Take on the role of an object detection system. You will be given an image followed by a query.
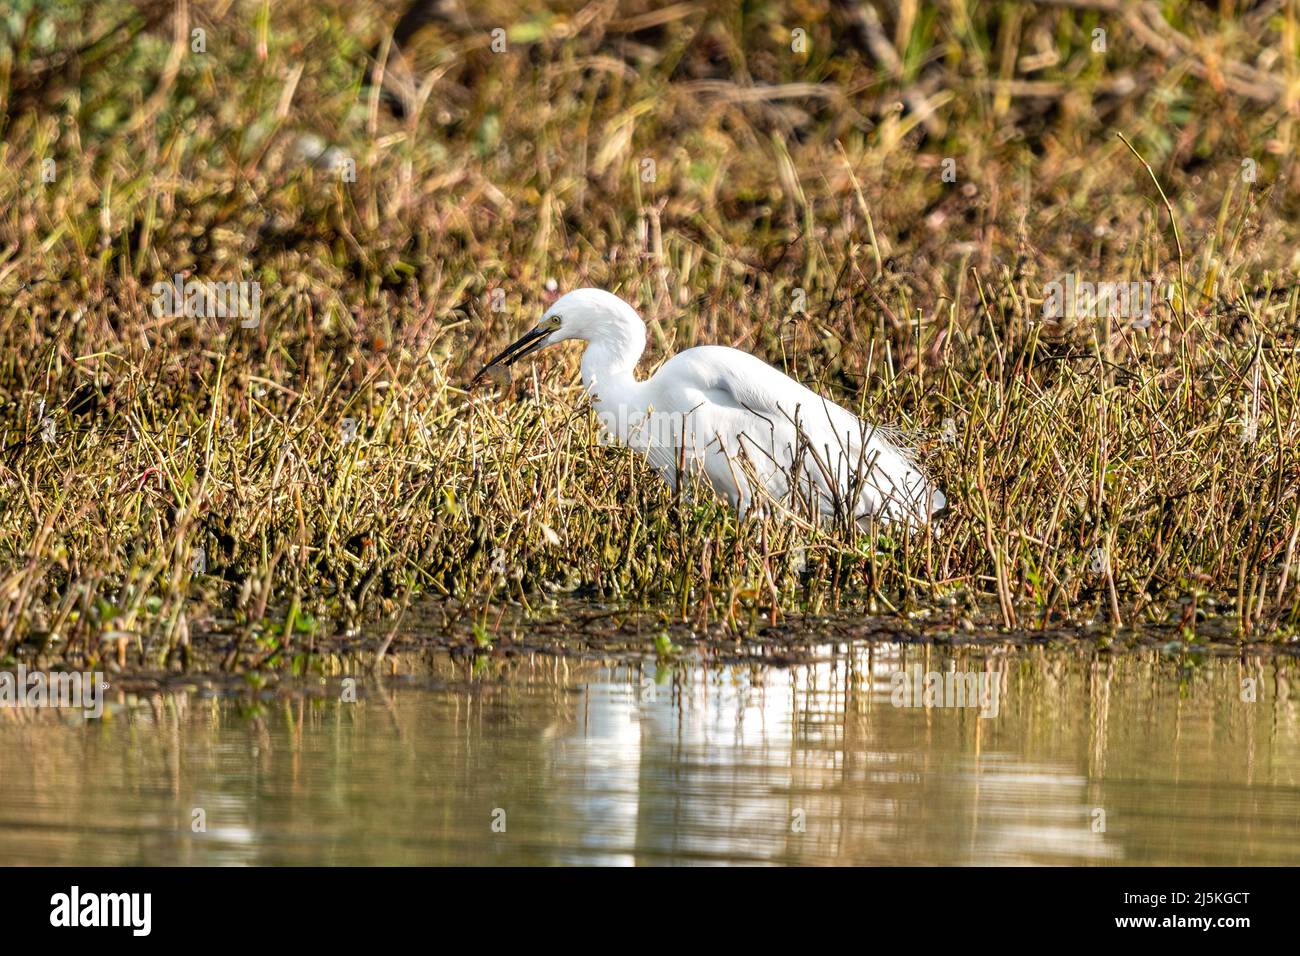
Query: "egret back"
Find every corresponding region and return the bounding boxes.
[632,346,941,524]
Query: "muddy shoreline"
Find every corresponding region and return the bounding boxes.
[7,596,1296,701]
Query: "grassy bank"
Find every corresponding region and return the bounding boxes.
[1,1,1299,671]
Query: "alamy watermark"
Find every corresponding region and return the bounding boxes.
[151,273,261,327]
[889,665,1000,717]
[50,886,150,936]
[1041,274,1170,326]
[591,404,898,455]
[0,666,106,718]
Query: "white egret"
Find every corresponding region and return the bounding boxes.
[474,288,945,527]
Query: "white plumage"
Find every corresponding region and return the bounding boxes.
[476,288,944,527]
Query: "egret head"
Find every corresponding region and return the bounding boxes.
[474,288,646,383]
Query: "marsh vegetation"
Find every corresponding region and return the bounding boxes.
[1,1,1299,674]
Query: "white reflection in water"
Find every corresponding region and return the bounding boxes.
[548,646,1121,865]
[1,643,1298,865]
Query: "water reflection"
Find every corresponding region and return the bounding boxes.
[1,645,1297,865]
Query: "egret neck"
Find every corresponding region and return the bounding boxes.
[578,318,646,421]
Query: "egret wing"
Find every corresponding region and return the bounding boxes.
[641,346,930,521]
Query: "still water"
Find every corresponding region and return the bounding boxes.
[1,643,1298,865]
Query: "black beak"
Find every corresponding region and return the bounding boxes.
[472,325,552,385]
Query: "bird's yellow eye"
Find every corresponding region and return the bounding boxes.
[546,314,562,331]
